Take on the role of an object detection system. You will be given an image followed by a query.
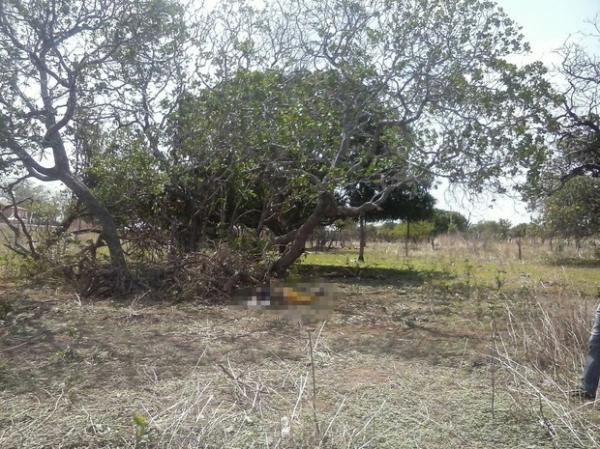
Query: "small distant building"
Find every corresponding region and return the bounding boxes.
[0,199,30,223]
[67,216,102,234]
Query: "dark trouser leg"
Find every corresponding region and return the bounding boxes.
[581,304,600,397]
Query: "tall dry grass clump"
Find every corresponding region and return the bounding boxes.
[495,289,600,447]
[501,295,591,380]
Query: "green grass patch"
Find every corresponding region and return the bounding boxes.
[302,248,600,295]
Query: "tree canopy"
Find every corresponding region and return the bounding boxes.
[349,182,435,223]
[542,177,600,240]
[518,18,600,243]
[431,209,469,234]
[0,0,188,284]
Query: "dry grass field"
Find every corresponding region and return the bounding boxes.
[1,237,599,448]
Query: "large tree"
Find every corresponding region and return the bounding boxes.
[542,176,600,242]
[0,0,555,283]
[348,182,435,261]
[554,19,600,184]
[522,17,600,200]
[246,0,553,275]
[0,0,187,285]
[169,68,392,251]
[520,18,600,240]
[170,0,552,276]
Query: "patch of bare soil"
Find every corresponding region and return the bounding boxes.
[0,278,591,448]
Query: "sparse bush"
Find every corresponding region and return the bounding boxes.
[0,251,37,278]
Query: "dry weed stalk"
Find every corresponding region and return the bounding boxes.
[495,297,600,448]
[307,329,321,438]
[502,296,590,380]
[490,312,498,419]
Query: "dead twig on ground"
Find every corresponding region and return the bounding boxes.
[307,329,321,438]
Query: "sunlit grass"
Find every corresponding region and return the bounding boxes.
[302,241,600,295]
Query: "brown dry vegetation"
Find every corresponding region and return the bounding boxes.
[1,237,599,448]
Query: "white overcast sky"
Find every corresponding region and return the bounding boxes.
[436,0,600,224]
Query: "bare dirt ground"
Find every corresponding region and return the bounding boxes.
[1,249,599,448]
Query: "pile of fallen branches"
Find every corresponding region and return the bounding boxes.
[160,244,271,302]
[2,218,273,300]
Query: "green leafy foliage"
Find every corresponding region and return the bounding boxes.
[166,69,397,249]
[471,219,512,240]
[349,183,435,223]
[542,177,600,240]
[87,133,167,228]
[0,0,560,278]
[431,209,470,234]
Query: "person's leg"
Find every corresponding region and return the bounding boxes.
[581,304,600,398]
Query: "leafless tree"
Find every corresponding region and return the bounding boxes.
[554,17,600,183]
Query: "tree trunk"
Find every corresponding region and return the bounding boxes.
[60,174,131,286]
[271,189,385,276]
[271,192,336,276]
[358,214,366,262]
[405,220,410,257]
[328,232,335,249]
[517,238,522,260]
